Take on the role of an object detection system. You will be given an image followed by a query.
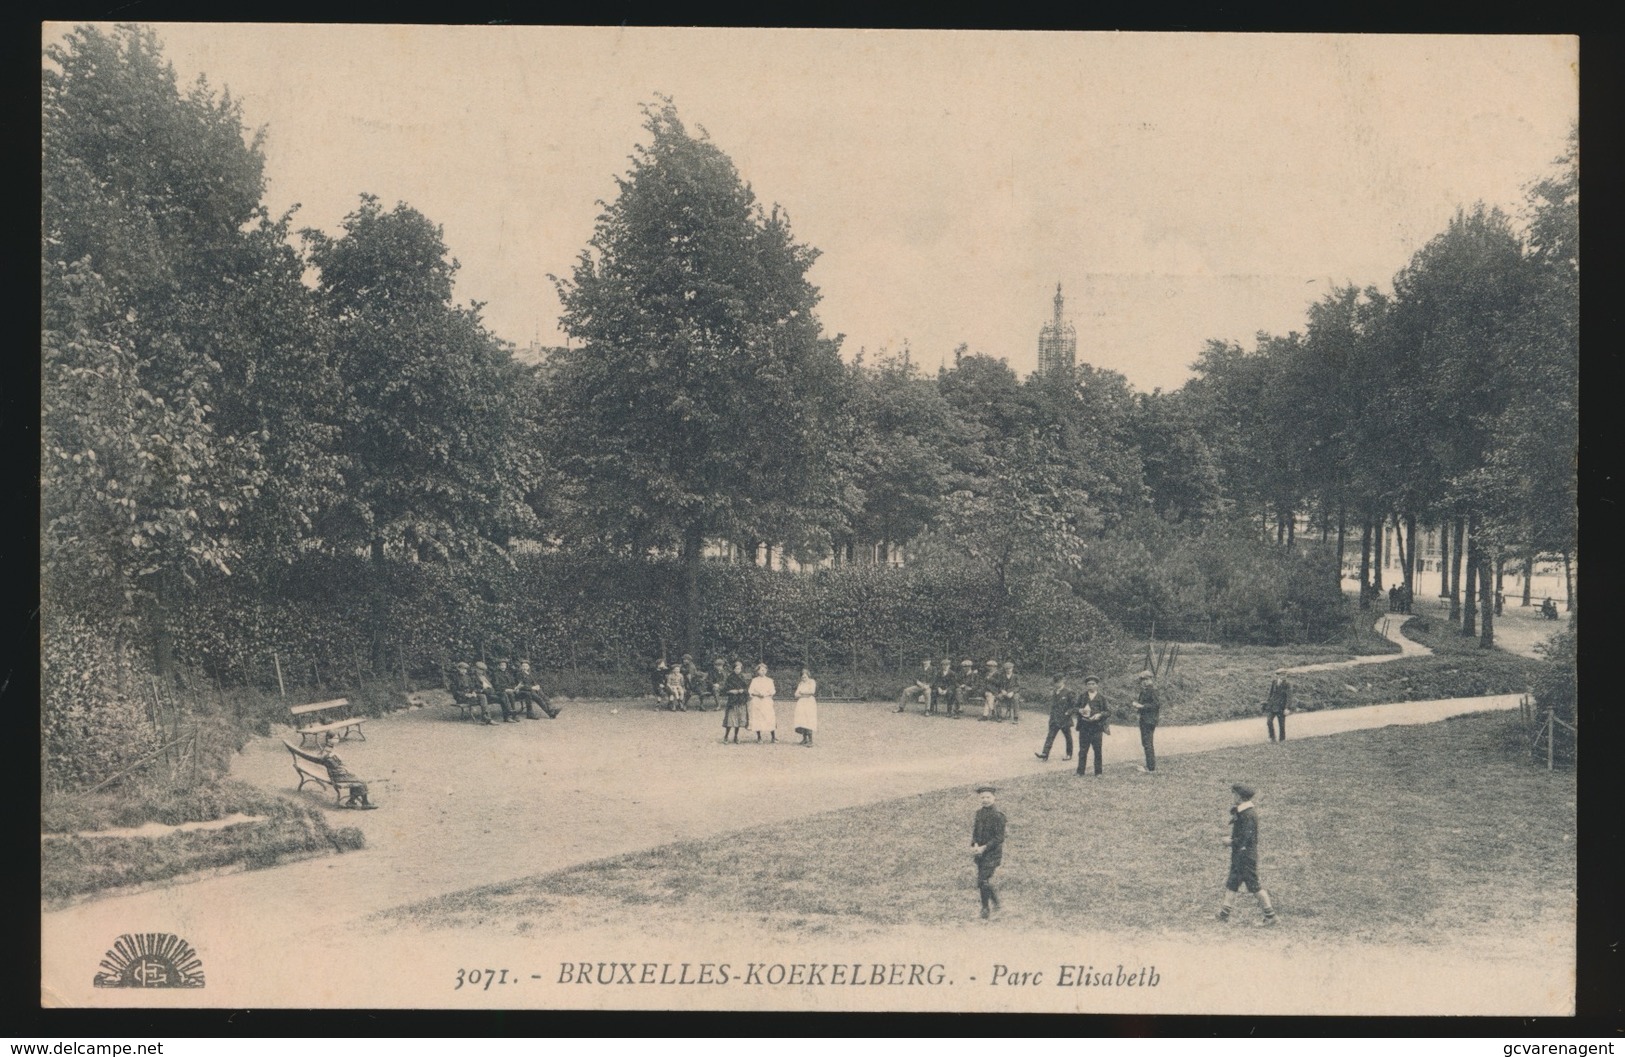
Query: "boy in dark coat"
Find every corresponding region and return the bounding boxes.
[1217,782,1276,926]
[970,784,1006,920]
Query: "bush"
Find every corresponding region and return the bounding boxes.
[41,610,162,793]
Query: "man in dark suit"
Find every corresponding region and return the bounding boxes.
[932,659,956,717]
[1131,669,1160,772]
[1264,669,1291,742]
[1034,673,1075,762]
[970,784,1006,920]
[1074,675,1110,776]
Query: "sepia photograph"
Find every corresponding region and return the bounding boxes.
[39,24,1579,1016]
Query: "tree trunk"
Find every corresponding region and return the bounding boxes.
[1478,548,1495,649]
[1521,552,1534,606]
[1438,518,1451,597]
[682,522,705,657]
[1562,548,1574,611]
[1285,509,1295,551]
[370,535,387,673]
[1358,519,1371,610]
[1449,518,1465,622]
[1335,503,1347,592]
[1391,513,1412,595]
[1372,518,1384,591]
[1461,513,1478,638]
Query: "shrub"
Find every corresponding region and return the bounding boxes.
[41,610,162,793]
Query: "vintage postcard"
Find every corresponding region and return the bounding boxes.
[40,25,1578,1015]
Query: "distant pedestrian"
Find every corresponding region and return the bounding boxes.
[748,663,778,743]
[1264,669,1291,743]
[1131,670,1160,772]
[793,668,818,747]
[1034,673,1075,762]
[1074,676,1110,776]
[1217,783,1277,927]
[970,784,1006,920]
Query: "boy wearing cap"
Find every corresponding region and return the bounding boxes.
[1218,783,1277,926]
[1264,669,1292,742]
[1034,674,1075,762]
[1074,676,1110,776]
[970,785,1006,920]
[1131,670,1160,772]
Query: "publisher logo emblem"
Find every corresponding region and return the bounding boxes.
[93,933,205,988]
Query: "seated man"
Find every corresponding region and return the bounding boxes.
[1541,597,1560,620]
[897,658,935,713]
[978,659,1001,720]
[652,660,673,707]
[450,661,494,725]
[703,658,728,711]
[511,660,562,719]
[474,660,517,723]
[320,732,375,809]
[931,659,956,716]
[993,661,1020,723]
[954,659,979,719]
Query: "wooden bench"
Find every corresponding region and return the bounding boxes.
[282,739,370,806]
[289,698,367,746]
[404,687,483,720]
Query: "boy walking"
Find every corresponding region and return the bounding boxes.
[1264,669,1291,742]
[1034,673,1075,762]
[970,784,1006,920]
[1217,783,1277,926]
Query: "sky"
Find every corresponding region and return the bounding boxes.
[49,25,1577,393]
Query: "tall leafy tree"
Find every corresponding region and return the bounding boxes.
[306,195,539,663]
[547,101,847,651]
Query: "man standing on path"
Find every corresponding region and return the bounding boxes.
[1264,669,1291,742]
[1074,675,1110,776]
[1217,782,1277,927]
[970,784,1006,920]
[1034,673,1075,762]
[1131,669,1160,772]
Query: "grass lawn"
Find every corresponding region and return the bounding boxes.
[390,711,1574,949]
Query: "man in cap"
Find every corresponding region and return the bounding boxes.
[970,785,1006,920]
[931,658,956,717]
[449,660,494,724]
[1034,673,1075,762]
[978,659,1001,720]
[993,661,1021,723]
[1263,668,1292,742]
[1130,669,1160,772]
[953,659,979,719]
[897,658,935,713]
[512,660,562,719]
[1074,675,1111,776]
[1217,783,1277,926]
[474,660,518,723]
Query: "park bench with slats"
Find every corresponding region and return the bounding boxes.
[288,697,367,746]
[282,739,370,806]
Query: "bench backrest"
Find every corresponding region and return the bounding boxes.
[405,688,456,709]
[283,739,328,767]
[290,698,350,719]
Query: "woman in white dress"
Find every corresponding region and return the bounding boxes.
[793,668,818,747]
[747,663,778,743]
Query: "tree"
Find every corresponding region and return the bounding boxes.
[306,195,540,664]
[42,24,325,671]
[547,100,847,652]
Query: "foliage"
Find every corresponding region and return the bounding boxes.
[41,610,163,792]
[1530,621,1576,724]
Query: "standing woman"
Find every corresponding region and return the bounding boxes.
[748,663,778,744]
[793,667,818,747]
[722,659,749,744]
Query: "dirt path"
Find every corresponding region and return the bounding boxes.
[1281,612,1430,674]
[42,690,1529,1008]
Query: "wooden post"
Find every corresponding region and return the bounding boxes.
[312,658,323,691]
[273,651,286,697]
[398,644,409,690]
[1547,712,1554,772]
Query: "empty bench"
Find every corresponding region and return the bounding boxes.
[282,739,370,807]
[289,697,367,746]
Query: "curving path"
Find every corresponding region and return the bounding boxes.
[1280,612,1431,674]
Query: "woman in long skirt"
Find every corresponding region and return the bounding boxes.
[748,663,778,743]
[721,660,749,743]
[793,668,818,747]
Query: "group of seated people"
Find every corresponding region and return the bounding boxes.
[652,655,747,711]
[448,658,563,724]
[895,658,1021,722]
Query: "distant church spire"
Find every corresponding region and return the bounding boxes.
[1037,281,1077,376]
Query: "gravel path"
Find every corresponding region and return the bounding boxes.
[41,690,1528,1009]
